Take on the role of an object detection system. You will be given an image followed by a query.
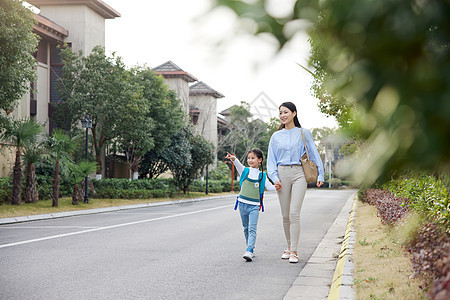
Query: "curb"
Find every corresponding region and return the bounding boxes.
[283,191,357,300]
[327,194,357,300]
[0,194,236,225]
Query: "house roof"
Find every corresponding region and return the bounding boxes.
[153,61,197,82]
[189,81,224,98]
[219,105,238,117]
[28,0,120,19]
[33,14,68,42]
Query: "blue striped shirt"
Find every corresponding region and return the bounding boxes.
[267,127,325,183]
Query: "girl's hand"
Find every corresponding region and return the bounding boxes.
[225,152,236,161]
[275,180,282,191]
[316,181,324,188]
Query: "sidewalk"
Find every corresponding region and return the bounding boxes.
[0,192,357,299]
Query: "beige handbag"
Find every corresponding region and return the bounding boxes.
[300,128,319,183]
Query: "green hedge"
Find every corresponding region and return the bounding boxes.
[382,173,449,228]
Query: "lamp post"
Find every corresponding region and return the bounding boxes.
[81,115,92,203]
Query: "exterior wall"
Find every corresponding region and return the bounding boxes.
[164,78,190,116]
[0,145,14,177]
[189,95,218,156]
[36,59,50,133]
[37,5,105,54]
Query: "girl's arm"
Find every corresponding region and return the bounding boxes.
[265,176,276,191]
[225,152,244,176]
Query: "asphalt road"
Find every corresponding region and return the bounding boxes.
[0,189,355,300]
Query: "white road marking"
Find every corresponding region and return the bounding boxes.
[0,205,230,249]
[0,226,99,229]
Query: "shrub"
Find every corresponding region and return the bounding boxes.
[329,178,342,188]
[0,177,12,205]
[382,174,449,228]
[209,161,230,180]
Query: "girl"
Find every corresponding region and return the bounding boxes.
[267,102,324,263]
[226,149,275,262]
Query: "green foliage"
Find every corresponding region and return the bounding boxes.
[209,161,230,180]
[189,179,239,193]
[382,173,449,228]
[57,46,143,175]
[0,118,43,150]
[91,178,176,199]
[67,161,97,185]
[212,0,450,185]
[135,67,185,179]
[0,177,12,204]
[0,0,39,126]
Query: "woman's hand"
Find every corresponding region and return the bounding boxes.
[225,152,235,161]
[275,180,282,191]
[316,181,324,188]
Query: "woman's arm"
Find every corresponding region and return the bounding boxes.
[304,129,325,183]
[266,136,280,183]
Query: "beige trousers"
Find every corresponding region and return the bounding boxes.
[277,165,307,252]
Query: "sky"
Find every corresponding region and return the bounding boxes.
[104,0,337,129]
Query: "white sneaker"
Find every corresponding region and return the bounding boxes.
[289,252,299,263]
[243,251,253,262]
[281,250,290,259]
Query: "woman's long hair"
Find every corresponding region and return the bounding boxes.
[248,148,264,183]
[278,102,301,130]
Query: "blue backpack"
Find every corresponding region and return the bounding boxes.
[234,167,267,212]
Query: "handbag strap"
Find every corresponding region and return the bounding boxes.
[300,128,311,160]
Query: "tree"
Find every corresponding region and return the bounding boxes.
[163,125,215,193]
[0,0,39,128]
[44,129,78,207]
[57,46,143,178]
[218,102,269,162]
[163,126,192,193]
[134,67,185,179]
[23,145,43,203]
[67,161,97,205]
[212,0,450,183]
[0,118,42,205]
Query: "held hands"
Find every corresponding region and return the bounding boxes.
[225,152,236,161]
[275,180,282,191]
[316,181,324,188]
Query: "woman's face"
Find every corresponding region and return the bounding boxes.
[279,106,296,126]
[247,152,262,169]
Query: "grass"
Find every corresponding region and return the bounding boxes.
[353,201,426,300]
[0,192,235,218]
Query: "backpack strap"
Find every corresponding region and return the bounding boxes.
[259,172,266,212]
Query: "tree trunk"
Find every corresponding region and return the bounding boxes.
[52,159,60,207]
[24,163,38,203]
[11,149,22,205]
[72,182,79,205]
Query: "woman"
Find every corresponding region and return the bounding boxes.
[267,102,324,263]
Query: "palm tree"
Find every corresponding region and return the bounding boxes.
[23,146,43,203]
[0,118,42,205]
[44,129,78,207]
[67,161,97,205]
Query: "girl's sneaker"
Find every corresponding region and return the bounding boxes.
[243,251,253,262]
[281,249,290,259]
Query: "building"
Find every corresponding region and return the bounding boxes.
[153,61,224,159]
[0,0,120,177]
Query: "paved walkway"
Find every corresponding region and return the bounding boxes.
[0,192,357,299]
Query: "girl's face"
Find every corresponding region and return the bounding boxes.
[247,152,262,169]
[279,106,296,126]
